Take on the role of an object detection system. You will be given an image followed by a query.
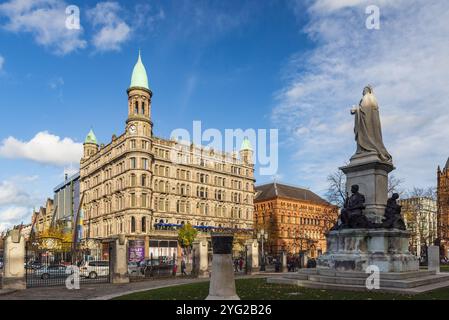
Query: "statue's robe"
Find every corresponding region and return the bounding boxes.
[354,92,392,162]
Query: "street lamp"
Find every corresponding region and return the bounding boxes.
[257,229,268,271]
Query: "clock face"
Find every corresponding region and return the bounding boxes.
[129,125,137,134]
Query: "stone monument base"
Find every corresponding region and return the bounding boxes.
[2,277,26,290]
[206,234,240,300]
[267,268,449,294]
[111,273,130,284]
[318,228,419,272]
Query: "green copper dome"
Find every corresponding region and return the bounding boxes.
[130,51,149,90]
[240,137,253,151]
[85,129,98,145]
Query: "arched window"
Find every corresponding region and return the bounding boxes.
[131,174,136,186]
[141,101,145,115]
[131,216,136,233]
[134,101,139,114]
[142,217,146,233]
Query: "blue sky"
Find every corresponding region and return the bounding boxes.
[1,0,449,230]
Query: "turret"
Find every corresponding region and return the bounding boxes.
[83,129,98,159]
[126,50,152,136]
[239,137,254,165]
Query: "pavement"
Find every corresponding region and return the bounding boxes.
[0,273,275,300]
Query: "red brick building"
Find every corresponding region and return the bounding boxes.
[437,161,449,257]
[254,182,338,258]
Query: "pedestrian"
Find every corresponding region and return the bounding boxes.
[234,259,239,272]
[181,259,187,276]
[173,263,178,276]
[239,257,243,271]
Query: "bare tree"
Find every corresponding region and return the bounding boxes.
[326,170,405,207]
[388,175,405,196]
[325,170,346,207]
[405,186,437,200]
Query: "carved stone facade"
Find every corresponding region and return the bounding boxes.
[32,198,55,234]
[254,183,338,258]
[79,53,255,258]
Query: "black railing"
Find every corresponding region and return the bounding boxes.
[25,242,110,288]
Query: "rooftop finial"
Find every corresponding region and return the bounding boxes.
[130,49,149,90]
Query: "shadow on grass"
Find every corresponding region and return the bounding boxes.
[114,278,449,300]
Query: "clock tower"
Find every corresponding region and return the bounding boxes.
[126,50,153,137]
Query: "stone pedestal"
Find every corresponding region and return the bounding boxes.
[3,230,26,290]
[340,152,394,223]
[428,245,440,273]
[206,234,240,300]
[281,252,288,273]
[110,235,129,284]
[318,228,419,272]
[193,239,209,278]
[245,240,259,274]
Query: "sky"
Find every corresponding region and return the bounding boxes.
[0,0,448,231]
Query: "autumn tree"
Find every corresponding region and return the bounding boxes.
[178,223,198,258]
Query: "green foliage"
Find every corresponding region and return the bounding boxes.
[177,223,198,249]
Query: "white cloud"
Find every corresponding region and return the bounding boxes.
[0,0,86,55]
[0,131,83,166]
[87,2,131,52]
[0,206,29,222]
[274,0,449,192]
[0,206,31,232]
[49,76,64,90]
[0,180,30,206]
[0,178,44,232]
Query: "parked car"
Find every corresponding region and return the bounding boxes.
[26,261,43,270]
[80,260,109,279]
[128,261,140,276]
[139,259,175,277]
[35,265,67,279]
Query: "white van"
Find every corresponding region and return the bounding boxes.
[80,260,109,279]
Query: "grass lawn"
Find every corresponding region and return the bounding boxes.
[115,277,449,300]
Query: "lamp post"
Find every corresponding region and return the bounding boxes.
[257,229,268,271]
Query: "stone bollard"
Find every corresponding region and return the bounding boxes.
[192,239,209,278]
[428,245,440,273]
[245,239,259,274]
[3,229,26,290]
[281,252,288,273]
[110,234,129,284]
[206,233,240,300]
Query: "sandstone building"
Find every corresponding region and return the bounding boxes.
[438,161,449,257]
[399,197,437,257]
[32,198,55,235]
[79,52,255,259]
[254,182,338,260]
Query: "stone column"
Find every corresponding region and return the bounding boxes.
[206,233,239,300]
[281,251,288,272]
[428,245,440,273]
[245,239,259,274]
[3,229,26,290]
[110,234,129,284]
[192,239,209,278]
[144,235,150,259]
